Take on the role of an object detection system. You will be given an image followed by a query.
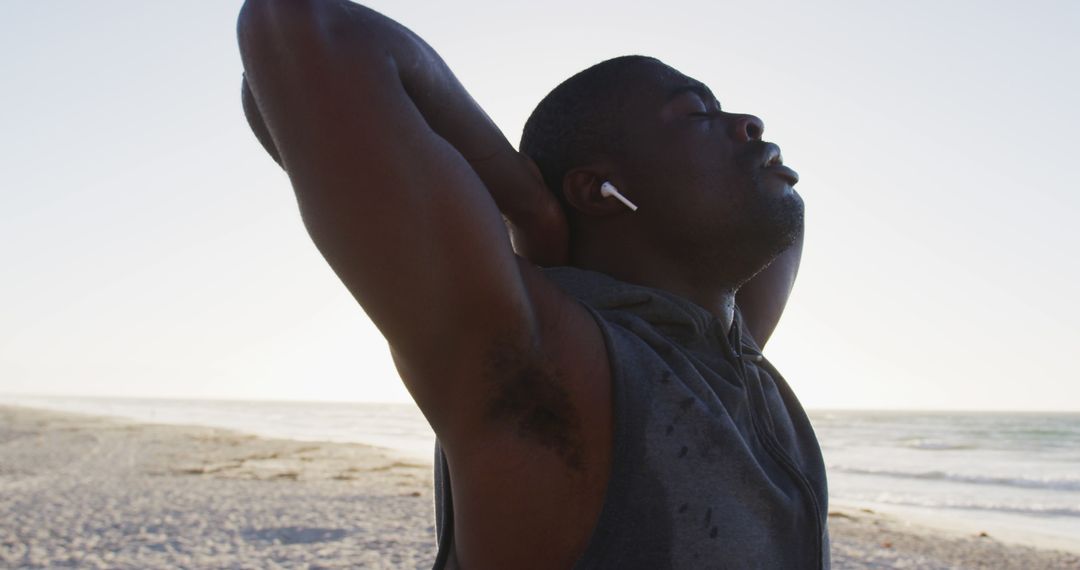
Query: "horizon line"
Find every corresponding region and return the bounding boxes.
[2,391,1078,415]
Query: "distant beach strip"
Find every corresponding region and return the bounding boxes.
[1,397,1078,568]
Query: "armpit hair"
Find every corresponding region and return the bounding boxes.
[484,336,585,471]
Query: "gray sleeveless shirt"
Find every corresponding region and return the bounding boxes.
[432,267,830,569]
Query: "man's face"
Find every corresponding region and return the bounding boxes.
[614,61,804,276]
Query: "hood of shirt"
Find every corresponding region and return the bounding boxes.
[541,266,754,354]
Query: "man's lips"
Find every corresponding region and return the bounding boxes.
[764,163,799,186]
[757,142,799,186]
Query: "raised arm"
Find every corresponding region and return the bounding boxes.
[735,222,804,348]
[236,0,582,442]
[238,8,567,266]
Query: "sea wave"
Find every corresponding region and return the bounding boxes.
[830,465,1080,492]
[897,437,977,451]
[856,492,1080,518]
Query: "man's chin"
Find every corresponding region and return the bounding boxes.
[758,193,805,258]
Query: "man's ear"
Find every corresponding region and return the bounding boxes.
[562,167,630,217]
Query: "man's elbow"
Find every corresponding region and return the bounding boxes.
[236,0,338,63]
[238,0,393,81]
[238,0,301,47]
[241,77,283,167]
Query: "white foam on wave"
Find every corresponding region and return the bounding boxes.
[830,465,1080,492]
[860,491,1080,518]
[898,437,977,451]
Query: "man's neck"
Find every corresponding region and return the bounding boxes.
[571,241,740,334]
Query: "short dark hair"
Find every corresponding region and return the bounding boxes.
[519,55,661,207]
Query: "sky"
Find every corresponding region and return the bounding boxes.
[1,0,1077,411]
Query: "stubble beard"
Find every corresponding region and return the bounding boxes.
[697,187,805,289]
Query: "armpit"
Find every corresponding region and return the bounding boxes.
[483,335,586,471]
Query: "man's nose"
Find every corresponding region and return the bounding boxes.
[729,114,764,142]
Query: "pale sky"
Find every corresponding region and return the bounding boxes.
[1,0,1077,411]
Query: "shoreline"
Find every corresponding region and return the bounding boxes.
[829,499,1080,557]
[826,503,1079,569]
[2,404,1078,569]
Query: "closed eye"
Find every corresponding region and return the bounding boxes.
[690,111,722,119]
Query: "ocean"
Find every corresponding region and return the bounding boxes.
[3,395,1078,549]
[813,409,1080,548]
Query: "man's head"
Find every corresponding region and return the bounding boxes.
[520,56,803,289]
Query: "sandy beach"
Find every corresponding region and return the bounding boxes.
[2,405,1078,569]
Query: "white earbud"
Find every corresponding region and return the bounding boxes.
[600,181,639,212]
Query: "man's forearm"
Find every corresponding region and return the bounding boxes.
[383,18,557,227]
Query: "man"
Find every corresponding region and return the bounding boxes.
[237,1,829,568]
